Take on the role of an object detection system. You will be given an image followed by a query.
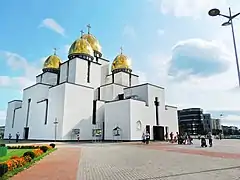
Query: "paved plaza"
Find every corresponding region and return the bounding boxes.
[11,139,240,180]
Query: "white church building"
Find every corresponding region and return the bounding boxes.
[4,26,179,141]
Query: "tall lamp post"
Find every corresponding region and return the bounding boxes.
[54,118,58,142]
[208,8,240,87]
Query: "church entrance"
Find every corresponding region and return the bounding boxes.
[153,126,164,141]
[24,127,29,140]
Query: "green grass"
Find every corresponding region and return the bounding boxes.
[0,149,32,162]
[2,148,56,180]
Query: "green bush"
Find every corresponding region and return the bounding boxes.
[23,151,35,159]
[0,147,7,157]
[40,146,48,153]
[0,163,8,177]
[0,144,5,147]
[49,143,55,148]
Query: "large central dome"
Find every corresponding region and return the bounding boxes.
[68,37,94,60]
[81,34,102,57]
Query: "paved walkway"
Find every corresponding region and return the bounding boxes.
[9,139,240,180]
[77,141,240,180]
[12,148,81,180]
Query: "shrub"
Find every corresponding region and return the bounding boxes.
[0,144,5,147]
[23,155,32,163]
[49,143,55,148]
[0,147,7,157]
[0,163,8,177]
[40,146,48,153]
[32,149,43,157]
[23,151,35,159]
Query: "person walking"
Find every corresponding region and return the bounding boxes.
[16,132,20,143]
[208,133,213,147]
[142,132,146,144]
[145,131,150,144]
[8,133,12,143]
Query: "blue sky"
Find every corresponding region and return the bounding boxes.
[1,0,240,126]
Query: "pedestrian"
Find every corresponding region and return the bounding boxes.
[16,132,20,143]
[208,133,213,147]
[142,132,146,144]
[8,133,12,143]
[170,132,173,142]
[77,134,80,142]
[145,131,150,144]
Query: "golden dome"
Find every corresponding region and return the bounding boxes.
[43,54,61,72]
[82,34,102,55]
[111,52,132,73]
[68,38,94,58]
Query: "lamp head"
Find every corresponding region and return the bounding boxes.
[208,8,220,16]
[222,21,231,26]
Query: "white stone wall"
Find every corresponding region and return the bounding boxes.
[163,106,179,135]
[47,84,66,140]
[59,62,68,83]
[100,84,124,101]
[41,72,58,86]
[124,84,148,104]
[129,100,151,140]
[61,83,94,140]
[104,100,131,140]
[4,101,22,139]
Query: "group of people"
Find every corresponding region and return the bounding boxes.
[198,133,213,148]
[8,132,20,143]
[141,131,150,144]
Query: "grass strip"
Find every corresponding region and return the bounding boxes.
[1,148,57,179]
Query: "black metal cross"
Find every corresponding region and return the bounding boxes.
[154,97,159,126]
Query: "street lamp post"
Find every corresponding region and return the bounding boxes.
[208,8,240,87]
[53,118,58,142]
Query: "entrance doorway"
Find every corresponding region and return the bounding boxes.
[153,126,164,141]
[24,127,29,140]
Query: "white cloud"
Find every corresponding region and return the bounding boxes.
[0,110,6,126]
[157,29,165,36]
[123,25,136,38]
[149,36,240,112]
[168,39,231,79]
[39,18,65,36]
[0,51,42,89]
[149,0,229,18]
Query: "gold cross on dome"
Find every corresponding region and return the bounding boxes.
[87,24,91,34]
[53,48,57,55]
[120,46,123,54]
[80,30,84,37]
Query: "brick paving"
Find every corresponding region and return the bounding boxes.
[77,143,240,180]
[12,148,81,180]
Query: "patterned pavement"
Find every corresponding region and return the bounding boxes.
[77,140,240,180]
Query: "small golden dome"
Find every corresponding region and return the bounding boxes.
[82,34,102,55]
[68,38,94,58]
[111,51,132,73]
[43,54,61,72]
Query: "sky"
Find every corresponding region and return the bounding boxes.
[1,0,240,127]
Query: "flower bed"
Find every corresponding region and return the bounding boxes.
[0,143,56,179]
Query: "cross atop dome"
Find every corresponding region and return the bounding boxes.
[87,24,91,34]
[120,46,123,54]
[53,48,57,55]
[80,30,84,37]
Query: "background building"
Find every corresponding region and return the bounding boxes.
[178,108,204,135]
[203,113,212,133]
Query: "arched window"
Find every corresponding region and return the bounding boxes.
[136,121,142,131]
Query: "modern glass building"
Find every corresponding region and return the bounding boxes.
[178,108,204,135]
